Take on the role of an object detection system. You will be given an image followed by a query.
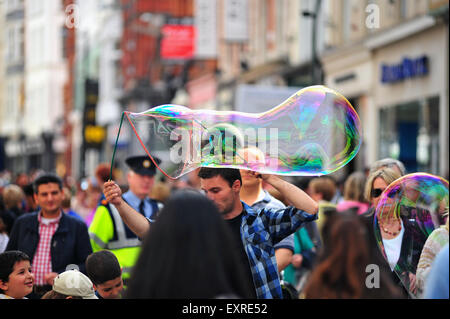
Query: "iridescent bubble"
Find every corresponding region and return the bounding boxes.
[374,173,449,298]
[120,85,362,179]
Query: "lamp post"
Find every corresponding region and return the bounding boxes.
[302,0,322,85]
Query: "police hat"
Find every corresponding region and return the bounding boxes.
[125,155,161,176]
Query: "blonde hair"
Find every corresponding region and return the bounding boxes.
[2,184,25,209]
[364,167,401,202]
[343,171,367,203]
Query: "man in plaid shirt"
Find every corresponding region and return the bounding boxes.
[103,168,318,299]
[6,174,92,298]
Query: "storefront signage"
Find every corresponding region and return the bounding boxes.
[381,55,429,84]
[160,24,195,60]
[5,138,45,157]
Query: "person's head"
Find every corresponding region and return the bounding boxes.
[46,270,98,299]
[86,251,123,299]
[95,163,113,186]
[125,156,160,199]
[125,190,253,298]
[239,169,263,190]
[343,171,367,203]
[303,211,401,299]
[150,180,171,203]
[14,173,29,188]
[238,147,265,190]
[33,174,64,216]
[61,187,72,210]
[41,290,82,299]
[308,177,336,202]
[2,184,25,210]
[364,167,401,208]
[86,182,102,209]
[198,168,242,217]
[22,183,37,212]
[0,250,34,299]
[369,158,406,177]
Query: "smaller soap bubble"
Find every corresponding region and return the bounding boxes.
[374,173,449,298]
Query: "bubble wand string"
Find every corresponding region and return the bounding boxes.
[110,112,125,181]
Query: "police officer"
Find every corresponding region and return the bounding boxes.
[88,156,162,285]
[122,156,163,222]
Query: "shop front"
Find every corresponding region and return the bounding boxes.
[322,21,448,178]
[373,24,448,176]
[4,133,55,174]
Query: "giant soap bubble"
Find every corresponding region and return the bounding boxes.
[115,85,362,179]
[374,173,449,298]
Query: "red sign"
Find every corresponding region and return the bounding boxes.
[160,24,195,60]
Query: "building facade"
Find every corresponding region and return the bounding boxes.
[0,1,6,171]
[322,0,449,177]
[23,0,67,173]
[1,0,26,173]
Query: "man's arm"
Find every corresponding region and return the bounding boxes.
[103,181,150,238]
[275,248,293,273]
[261,175,318,215]
[274,233,295,272]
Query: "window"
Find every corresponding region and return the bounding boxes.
[6,0,22,13]
[7,27,15,62]
[6,82,16,116]
[6,24,23,63]
[379,97,440,175]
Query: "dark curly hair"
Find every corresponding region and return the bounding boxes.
[197,167,242,188]
[0,250,31,294]
[125,189,253,298]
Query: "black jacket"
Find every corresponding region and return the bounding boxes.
[360,207,428,297]
[6,211,92,274]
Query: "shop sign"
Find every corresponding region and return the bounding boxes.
[5,138,45,156]
[160,24,195,60]
[381,55,429,84]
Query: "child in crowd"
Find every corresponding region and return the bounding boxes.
[0,250,34,299]
[41,269,98,299]
[86,250,123,299]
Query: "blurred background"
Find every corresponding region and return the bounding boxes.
[0,0,448,185]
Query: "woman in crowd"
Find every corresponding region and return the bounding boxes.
[360,167,427,297]
[125,189,254,299]
[336,171,369,215]
[302,210,403,298]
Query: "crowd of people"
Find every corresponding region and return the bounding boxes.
[0,156,448,300]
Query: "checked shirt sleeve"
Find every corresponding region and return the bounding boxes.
[260,206,318,245]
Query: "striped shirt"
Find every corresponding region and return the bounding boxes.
[32,212,61,286]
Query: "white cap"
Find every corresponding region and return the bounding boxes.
[53,270,98,299]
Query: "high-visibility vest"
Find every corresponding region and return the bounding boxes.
[88,199,160,283]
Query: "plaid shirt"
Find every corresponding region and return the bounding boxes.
[32,212,62,286]
[240,202,317,299]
